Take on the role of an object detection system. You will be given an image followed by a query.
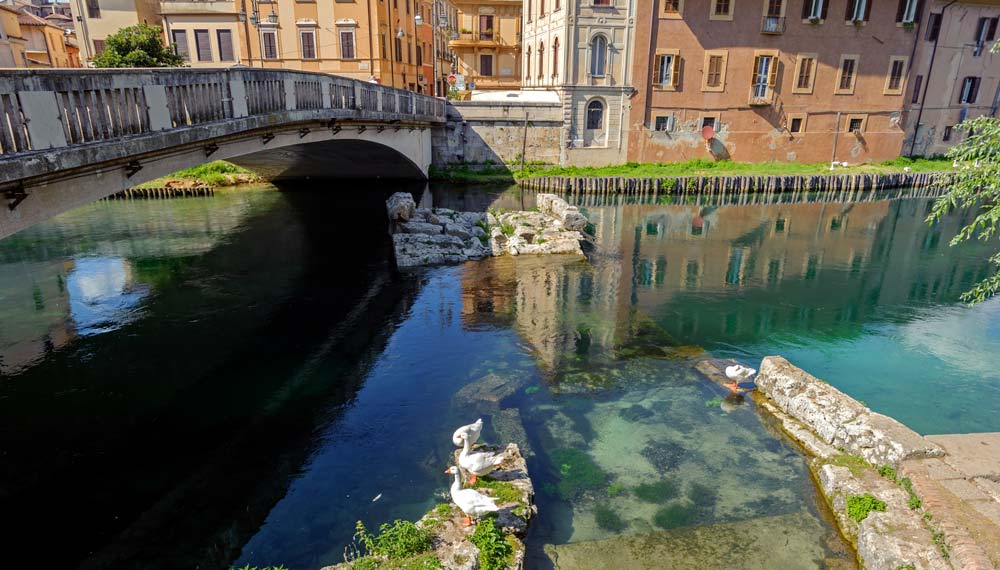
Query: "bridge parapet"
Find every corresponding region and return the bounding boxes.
[0,68,445,170]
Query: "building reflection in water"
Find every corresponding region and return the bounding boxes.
[459,194,992,373]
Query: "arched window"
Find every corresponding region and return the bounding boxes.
[526,46,531,80]
[537,41,544,78]
[552,37,559,79]
[586,99,604,130]
[590,35,608,77]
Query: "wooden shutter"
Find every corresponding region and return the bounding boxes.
[263,32,277,59]
[802,0,810,20]
[194,29,211,62]
[989,17,998,41]
[845,0,855,21]
[752,54,762,86]
[216,30,233,61]
[671,56,680,87]
[822,0,829,18]
[652,55,662,84]
[863,0,872,21]
[972,77,981,102]
[895,0,906,22]
[171,30,188,60]
[767,56,778,86]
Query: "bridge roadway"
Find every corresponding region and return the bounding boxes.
[0,68,447,239]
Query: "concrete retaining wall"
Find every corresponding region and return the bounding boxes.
[432,101,563,167]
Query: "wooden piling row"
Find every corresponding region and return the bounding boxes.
[517,171,943,198]
[103,186,216,200]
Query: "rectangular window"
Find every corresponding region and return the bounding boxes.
[663,0,681,14]
[653,52,680,88]
[194,29,212,62]
[395,37,402,61]
[216,30,234,61]
[416,42,422,65]
[846,115,867,132]
[380,33,386,59]
[171,29,189,61]
[884,56,907,94]
[836,55,858,94]
[911,74,923,103]
[766,0,783,17]
[711,0,731,18]
[654,115,675,131]
[845,0,869,22]
[300,30,316,59]
[959,76,981,104]
[92,39,105,55]
[85,0,100,18]
[480,54,493,76]
[896,0,920,23]
[802,0,827,20]
[262,30,278,59]
[974,17,998,56]
[702,116,717,130]
[925,12,942,41]
[794,54,815,93]
[702,51,727,91]
[750,52,778,103]
[479,15,494,40]
[943,125,952,141]
[789,117,803,133]
[340,30,356,59]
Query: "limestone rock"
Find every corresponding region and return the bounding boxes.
[399,221,444,234]
[537,193,588,232]
[756,356,943,467]
[386,192,415,223]
[392,233,468,268]
[444,222,473,240]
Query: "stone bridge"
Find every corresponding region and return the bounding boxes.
[0,68,447,239]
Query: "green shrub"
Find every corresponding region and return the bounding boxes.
[469,518,513,570]
[230,566,288,570]
[908,496,923,510]
[499,222,515,237]
[633,478,679,503]
[877,464,898,481]
[846,494,887,523]
[355,520,433,559]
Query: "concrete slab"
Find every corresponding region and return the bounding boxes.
[938,478,993,501]
[926,433,1000,479]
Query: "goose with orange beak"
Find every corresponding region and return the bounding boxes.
[444,466,500,526]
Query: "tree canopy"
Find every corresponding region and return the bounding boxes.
[92,24,184,68]
[927,42,1000,305]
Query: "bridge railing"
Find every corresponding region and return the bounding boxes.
[0,68,446,158]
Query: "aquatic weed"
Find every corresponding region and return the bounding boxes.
[606,482,626,497]
[653,502,697,529]
[686,482,718,510]
[524,386,541,395]
[633,478,679,503]
[593,503,627,532]
[550,448,607,499]
[704,397,723,408]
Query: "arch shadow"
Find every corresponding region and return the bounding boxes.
[230,138,427,182]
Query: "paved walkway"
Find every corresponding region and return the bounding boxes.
[901,433,1000,570]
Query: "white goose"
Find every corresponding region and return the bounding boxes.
[457,432,505,484]
[724,364,757,392]
[452,418,483,447]
[444,465,499,526]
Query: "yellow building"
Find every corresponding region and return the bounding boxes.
[67,0,161,63]
[0,4,28,66]
[449,0,520,90]
[159,0,242,67]
[17,8,75,66]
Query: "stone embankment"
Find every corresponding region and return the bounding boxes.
[386,192,586,268]
[519,171,941,195]
[754,356,999,570]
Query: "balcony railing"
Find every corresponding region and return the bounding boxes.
[748,84,773,105]
[761,15,785,34]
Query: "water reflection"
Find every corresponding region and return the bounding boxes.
[67,257,147,336]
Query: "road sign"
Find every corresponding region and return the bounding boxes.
[701,125,715,140]
[447,74,457,84]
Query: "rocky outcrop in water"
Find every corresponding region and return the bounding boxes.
[386,193,586,268]
[756,356,943,468]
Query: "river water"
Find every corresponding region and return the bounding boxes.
[0,183,996,569]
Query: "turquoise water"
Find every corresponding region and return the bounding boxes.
[0,183,994,569]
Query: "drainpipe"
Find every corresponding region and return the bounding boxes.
[366,0,375,79]
[908,0,958,156]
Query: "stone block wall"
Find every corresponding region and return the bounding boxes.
[432,101,563,167]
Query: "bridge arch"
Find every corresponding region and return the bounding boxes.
[0,68,445,239]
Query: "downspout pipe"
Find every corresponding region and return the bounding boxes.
[908,0,958,156]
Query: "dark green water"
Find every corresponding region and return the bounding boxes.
[0,184,994,569]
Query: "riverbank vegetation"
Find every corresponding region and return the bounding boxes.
[429,157,951,184]
[136,161,261,188]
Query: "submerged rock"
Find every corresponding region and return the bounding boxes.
[641,439,688,472]
[452,373,526,412]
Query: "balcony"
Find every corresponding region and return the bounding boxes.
[760,15,785,34]
[448,31,518,50]
[748,84,773,105]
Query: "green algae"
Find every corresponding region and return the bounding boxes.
[653,502,698,529]
[550,448,607,499]
[633,478,680,504]
[593,503,627,532]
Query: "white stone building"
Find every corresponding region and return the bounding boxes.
[521,0,636,166]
